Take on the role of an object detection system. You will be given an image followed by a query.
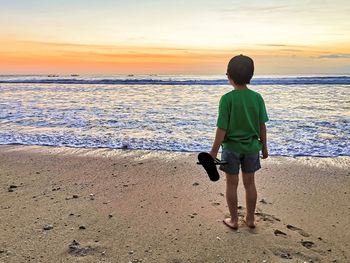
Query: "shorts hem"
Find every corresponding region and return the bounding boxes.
[219,165,239,175]
[241,165,261,173]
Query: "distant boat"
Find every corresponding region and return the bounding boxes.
[71,74,79,77]
[127,74,134,77]
[48,74,59,77]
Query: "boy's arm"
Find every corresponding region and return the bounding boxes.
[260,123,268,159]
[209,127,227,159]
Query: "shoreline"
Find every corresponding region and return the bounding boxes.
[0,144,349,262]
[1,142,349,158]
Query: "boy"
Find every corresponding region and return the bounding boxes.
[209,55,268,229]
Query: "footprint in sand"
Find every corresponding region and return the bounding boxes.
[274,229,287,236]
[287,224,310,237]
[255,211,281,223]
[68,240,97,257]
[301,240,315,249]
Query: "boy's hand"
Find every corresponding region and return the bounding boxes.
[261,148,268,159]
[210,128,226,161]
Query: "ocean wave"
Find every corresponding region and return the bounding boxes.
[1,75,349,157]
[1,76,350,85]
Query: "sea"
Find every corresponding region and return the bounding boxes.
[0,74,349,157]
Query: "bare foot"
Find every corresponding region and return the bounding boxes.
[243,217,256,228]
[223,218,238,230]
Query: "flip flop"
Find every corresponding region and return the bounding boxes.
[196,153,228,166]
[197,152,227,181]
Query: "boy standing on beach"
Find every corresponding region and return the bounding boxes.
[209,55,268,229]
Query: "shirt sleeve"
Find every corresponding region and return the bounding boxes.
[216,95,229,130]
[259,95,269,124]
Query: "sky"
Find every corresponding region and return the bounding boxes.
[1,0,350,74]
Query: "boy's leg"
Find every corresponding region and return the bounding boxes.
[224,173,239,228]
[242,172,257,228]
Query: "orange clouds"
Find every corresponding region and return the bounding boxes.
[0,40,228,74]
[0,40,349,74]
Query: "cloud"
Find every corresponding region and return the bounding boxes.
[256,44,288,47]
[317,54,350,59]
[252,44,305,53]
[255,43,307,48]
[281,49,303,52]
[216,3,302,14]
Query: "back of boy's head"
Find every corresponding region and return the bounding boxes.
[227,55,254,85]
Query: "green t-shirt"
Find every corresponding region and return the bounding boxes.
[216,89,268,153]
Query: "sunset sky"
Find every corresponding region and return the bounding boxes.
[1,0,350,74]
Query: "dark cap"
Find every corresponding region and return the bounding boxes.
[227,55,254,85]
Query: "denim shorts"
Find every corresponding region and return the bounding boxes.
[219,148,261,175]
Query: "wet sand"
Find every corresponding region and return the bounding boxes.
[0,145,349,262]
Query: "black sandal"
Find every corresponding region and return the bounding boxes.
[197,152,227,181]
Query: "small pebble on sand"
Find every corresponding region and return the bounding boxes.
[259,199,267,204]
[43,225,53,230]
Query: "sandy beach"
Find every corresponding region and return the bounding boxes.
[0,145,349,262]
